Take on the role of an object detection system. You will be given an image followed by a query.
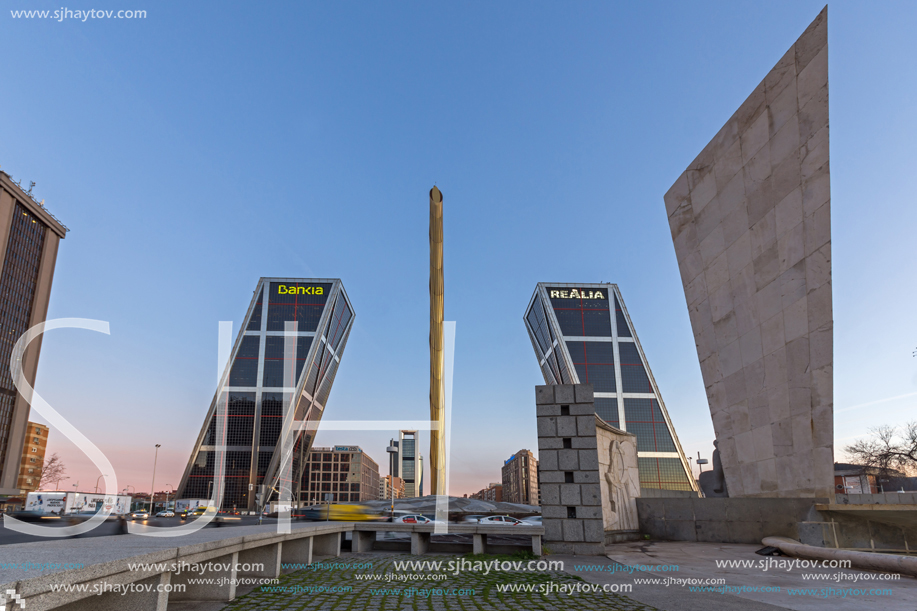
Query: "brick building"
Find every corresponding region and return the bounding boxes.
[502,449,539,505]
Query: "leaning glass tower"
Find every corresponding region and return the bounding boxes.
[524,283,696,492]
[176,278,354,511]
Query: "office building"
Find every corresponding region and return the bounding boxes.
[176,278,355,511]
[390,430,420,498]
[502,449,539,505]
[0,172,67,497]
[524,283,696,492]
[299,445,379,504]
[17,421,48,493]
[379,475,405,501]
[470,482,503,503]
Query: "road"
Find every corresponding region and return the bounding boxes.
[0,516,532,547]
[0,515,267,545]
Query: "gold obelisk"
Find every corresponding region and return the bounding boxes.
[429,186,446,496]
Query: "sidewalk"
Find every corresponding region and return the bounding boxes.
[555,541,917,611]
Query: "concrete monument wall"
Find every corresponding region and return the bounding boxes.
[663,8,833,498]
[536,383,641,554]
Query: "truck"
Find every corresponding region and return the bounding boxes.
[24,492,132,515]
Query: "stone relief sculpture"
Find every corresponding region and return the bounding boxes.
[604,438,639,531]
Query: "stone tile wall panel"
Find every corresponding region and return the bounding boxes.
[664,8,833,498]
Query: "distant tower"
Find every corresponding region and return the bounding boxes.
[429,187,446,495]
[396,430,419,497]
[524,283,696,492]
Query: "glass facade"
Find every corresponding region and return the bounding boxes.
[524,283,695,492]
[398,431,419,497]
[0,204,46,482]
[178,278,354,510]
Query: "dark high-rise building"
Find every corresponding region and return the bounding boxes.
[524,283,696,492]
[176,278,354,511]
[390,430,420,498]
[0,172,67,498]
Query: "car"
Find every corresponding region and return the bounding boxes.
[522,516,542,525]
[180,506,213,520]
[323,504,379,522]
[130,510,150,520]
[393,514,432,524]
[7,510,51,522]
[291,508,324,520]
[459,514,486,524]
[478,515,526,525]
[155,510,174,517]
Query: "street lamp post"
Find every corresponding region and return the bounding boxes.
[163,484,173,511]
[95,474,109,494]
[122,485,135,511]
[148,444,161,514]
[386,441,398,519]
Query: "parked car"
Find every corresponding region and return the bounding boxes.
[478,515,526,525]
[393,514,432,524]
[393,514,446,525]
[130,509,150,520]
[155,510,175,517]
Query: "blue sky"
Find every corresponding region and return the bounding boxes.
[2,1,915,495]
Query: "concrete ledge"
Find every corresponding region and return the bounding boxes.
[352,523,544,536]
[763,536,917,577]
[411,532,430,555]
[352,530,376,553]
[2,521,546,610]
[53,573,170,611]
[237,542,281,578]
[313,533,341,557]
[170,551,237,602]
[280,536,312,566]
[637,497,826,544]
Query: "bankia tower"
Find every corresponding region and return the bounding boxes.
[524,283,696,492]
[176,278,354,511]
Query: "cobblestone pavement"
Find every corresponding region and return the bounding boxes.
[225,552,659,611]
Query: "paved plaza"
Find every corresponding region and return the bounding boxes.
[220,552,656,611]
[207,545,917,611]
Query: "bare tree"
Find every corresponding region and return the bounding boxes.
[845,421,917,478]
[38,452,68,489]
